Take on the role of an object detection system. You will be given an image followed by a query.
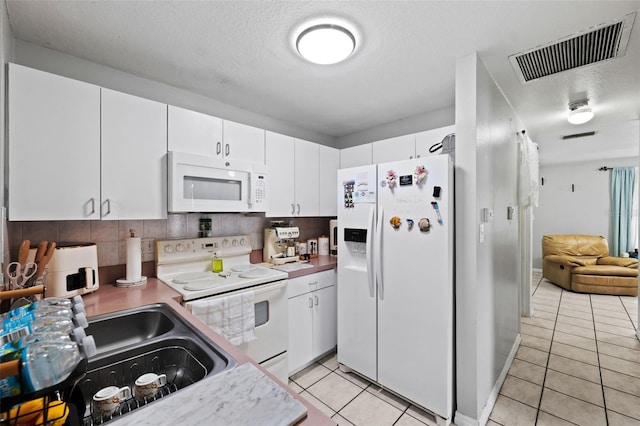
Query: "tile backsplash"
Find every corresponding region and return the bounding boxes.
[7,213,334,267]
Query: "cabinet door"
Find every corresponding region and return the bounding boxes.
[313,285,337,358]
[223,120,265,165]
[340,144,372,168]
[167,105,222,157]
[318,145,339,217]
[414,125,455,158]
[265,131,295,217]
[288,293,314,375]
[372,134,416,163]
[294,139,320,216]
[101,89,167,220]
[8,63,100,220]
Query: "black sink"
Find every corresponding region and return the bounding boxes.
[70,303,237,424]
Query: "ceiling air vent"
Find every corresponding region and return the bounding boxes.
[509,12,636,83]
[562,131,596,140]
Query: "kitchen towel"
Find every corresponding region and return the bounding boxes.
[186,291,256,345]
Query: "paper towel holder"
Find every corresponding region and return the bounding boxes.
[116,228,147,288]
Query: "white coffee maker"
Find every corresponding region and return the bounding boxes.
[263,227,300,264]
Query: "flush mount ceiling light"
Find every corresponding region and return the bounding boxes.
[567,99,594,125]
[296,24,356,65]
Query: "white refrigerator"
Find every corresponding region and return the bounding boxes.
[337,155,453,423]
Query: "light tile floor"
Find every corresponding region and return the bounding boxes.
[288,353,442,425]
[489,271,640,425]
[289,272,640,425]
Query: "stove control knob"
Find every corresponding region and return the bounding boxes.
[176,243,185,252]
[222,239,229,248]
[232,239,238,247]
[239,238,247,246]
[164,245,174,253]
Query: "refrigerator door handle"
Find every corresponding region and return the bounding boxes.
[375,206,384,300]
[366,205,375,298]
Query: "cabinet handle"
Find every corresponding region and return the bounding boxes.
[225,144,230,156]
[314,295,319,306]
[297,204,301,214]
[217,142,222,155]
[410,155,413,159]
[308,297,313,308]
[90,198,95,215]
[103,199,111,216]
[291,203,295,215]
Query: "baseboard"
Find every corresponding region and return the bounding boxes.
[455,335,521,426]
[453,411,478,426]
[532,267,542,273]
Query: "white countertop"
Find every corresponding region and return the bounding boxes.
[108,363,307,426]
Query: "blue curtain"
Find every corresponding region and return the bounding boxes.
[612,167,636,256]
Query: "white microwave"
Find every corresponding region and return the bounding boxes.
[168,151,267,213]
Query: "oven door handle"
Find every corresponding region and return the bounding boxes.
[252,280,288,295]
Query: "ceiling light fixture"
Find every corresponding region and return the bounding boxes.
[296,24,355,65]
[567,99,594,125]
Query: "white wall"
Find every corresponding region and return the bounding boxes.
[12,39,335,147]
[335,106,455,149]
[455,53,521,425]
[533,157,639,267]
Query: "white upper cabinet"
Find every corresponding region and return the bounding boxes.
[101,89,167,220]
[372,134,416,163]
[340,144,372,168]
[293,139,320,216]
[8,63,101,220]
[318,145,339,217]
[266,133,326,217]
[222,120,265,165]
[167,105,222,157]
[265,131,296,217]
[415,125,456,158]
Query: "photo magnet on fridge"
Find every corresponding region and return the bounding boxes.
[399,175,413,186]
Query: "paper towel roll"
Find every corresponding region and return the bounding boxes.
[318,236,329,256]
[126,237,142,281]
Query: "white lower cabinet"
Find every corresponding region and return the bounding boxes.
[287,270,337,376]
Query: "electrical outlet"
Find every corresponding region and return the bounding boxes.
[141,238,155,255]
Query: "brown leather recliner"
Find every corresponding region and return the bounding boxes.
[542,235,638,296]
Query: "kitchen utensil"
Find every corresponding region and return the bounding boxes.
[34,241,48,265]
[6,262,37,290]
[36,242,56,278]
[18,240,30,265]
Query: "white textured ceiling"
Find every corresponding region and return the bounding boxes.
[6,1,640,164]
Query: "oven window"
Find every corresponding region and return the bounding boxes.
[255,301,269,327]
[184,175,242,201]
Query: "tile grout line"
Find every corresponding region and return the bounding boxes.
[533,285,563,425]
[590,293,609,425]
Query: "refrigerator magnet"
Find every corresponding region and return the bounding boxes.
[385,170,397,189]
[414,165,428,185]
[406,218,414,230]
[431,202,443,224]
[433,186,441,198]
[390,216,401,229]
[418,218,431,232]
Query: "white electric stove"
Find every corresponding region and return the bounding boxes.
[156,235,287,302]
[156,235,290,382]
